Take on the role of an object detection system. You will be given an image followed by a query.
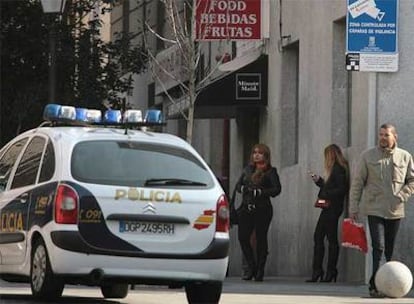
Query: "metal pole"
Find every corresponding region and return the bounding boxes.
[0,1,2,144]
[48,22,57,103]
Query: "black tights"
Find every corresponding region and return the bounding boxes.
[312,209,341,273]
[237,206,273,274]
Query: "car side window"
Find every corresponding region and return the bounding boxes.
[11,136,46,189]
[39,140,55,183]
[0,138,28,191]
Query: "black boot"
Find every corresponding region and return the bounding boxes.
[240,244,256,281]
[241,254,256,281]
[306,269,324,282]
[242,268,255,280]
[254,269,264,282]
[254,254,267,282]
[241,252,254,280]
[368,275,385,297]
[321,269,338,282]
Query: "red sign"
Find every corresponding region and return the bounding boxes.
[195,0,261,40]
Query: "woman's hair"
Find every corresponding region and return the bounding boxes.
[249,143,272,184]
[249,143,272,167]
[324,144,349,180]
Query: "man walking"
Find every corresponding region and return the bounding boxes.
[349,123,414,297]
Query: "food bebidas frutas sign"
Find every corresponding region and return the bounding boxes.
[195,0,262,40]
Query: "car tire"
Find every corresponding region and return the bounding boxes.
[185,281,222,304]
[30,238,64,299]
[100,283,129,298]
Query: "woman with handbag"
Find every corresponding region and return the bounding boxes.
[306,144,349,283]
[235,143,281,282]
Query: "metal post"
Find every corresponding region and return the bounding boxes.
[41,0,65,104]
[0,1,2,144]
[48,22,57,103]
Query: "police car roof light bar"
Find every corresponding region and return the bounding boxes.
[42,104,165,128]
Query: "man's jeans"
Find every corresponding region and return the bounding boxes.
[367,215,401,288]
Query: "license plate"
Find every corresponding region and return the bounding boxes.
[119,221,175,235]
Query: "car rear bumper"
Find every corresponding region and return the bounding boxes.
[48,246,228,285]
[51,230,229,259]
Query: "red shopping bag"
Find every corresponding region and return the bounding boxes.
[341,218,368,253]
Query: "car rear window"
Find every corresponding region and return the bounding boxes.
[71,141,214,188]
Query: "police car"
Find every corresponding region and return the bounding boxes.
[0,104,229,303]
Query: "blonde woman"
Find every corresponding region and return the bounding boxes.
[306,144,349,283]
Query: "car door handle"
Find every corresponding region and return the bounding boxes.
[18,193,29,203]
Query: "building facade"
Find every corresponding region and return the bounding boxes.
[110,0,414,282]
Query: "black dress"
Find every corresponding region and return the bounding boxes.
[236,165,281,279]
[312,162,349,275]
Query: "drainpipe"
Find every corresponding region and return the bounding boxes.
[367,72,377,148]
[365,72,377,285]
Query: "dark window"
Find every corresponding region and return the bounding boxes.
[0,138,28,191]
[148,82,155,108]
[332,18,351,147]
[71,141,214,188]
[197,53,205,83]
[122,0,130,33]
[156,0,166,51]
[39,140,55,183]
[11,137,46,189]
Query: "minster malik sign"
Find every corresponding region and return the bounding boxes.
[195,0,261,40]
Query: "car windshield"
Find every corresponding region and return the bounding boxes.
[71,141,214,188]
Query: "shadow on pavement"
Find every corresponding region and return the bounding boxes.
[222,277,414,299]
[0,294,120,304]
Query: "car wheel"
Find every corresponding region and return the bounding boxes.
[185,281,222,304]
[30,239,64,299]
[100,283,129,298]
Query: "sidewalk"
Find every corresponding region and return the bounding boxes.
[1,277,414,303]
[222,276,414,303]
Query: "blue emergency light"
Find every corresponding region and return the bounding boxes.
[74,108,102,123]
[104,110,122,123]
[43,103,62,119]
[42,103,164,128]
[145,109,163,124]
[75,108,88,121]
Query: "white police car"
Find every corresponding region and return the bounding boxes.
[0,104,229,303]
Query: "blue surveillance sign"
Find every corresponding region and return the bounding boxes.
[346,0,399,72]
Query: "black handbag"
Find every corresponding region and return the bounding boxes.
[229,187,238,226]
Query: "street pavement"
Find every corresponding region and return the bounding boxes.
[221,276,414,303]
[1,276,414,303]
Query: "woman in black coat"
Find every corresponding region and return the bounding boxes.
[306,144,349,283]
[235,143,281,282]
